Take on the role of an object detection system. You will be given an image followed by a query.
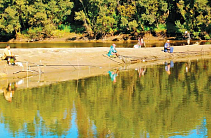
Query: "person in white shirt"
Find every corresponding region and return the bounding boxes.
[2,45,16,65]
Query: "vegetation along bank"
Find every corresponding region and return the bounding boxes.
[0,0,211,42]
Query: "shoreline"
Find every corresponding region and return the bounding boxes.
[5,33,210,44]
[3,38,209,43]
[10,33,166,43]
[0,45,211,89]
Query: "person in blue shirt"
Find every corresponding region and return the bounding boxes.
[107,44,119,57]
[164,40,170,52]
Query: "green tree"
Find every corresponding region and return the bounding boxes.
[75,0,118,38]
[75,10,93,35]
[137,0,168,28]
[176,0,211,38]
[0,0,73,40]
[117,2,136,33]
[0,6,21,33]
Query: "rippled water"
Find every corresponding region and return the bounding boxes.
[0,58,211,137]
[0,40,210,48]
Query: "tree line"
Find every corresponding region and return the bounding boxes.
[0,0,211,41]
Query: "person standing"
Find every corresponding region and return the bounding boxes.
[140,37,145,47]
[137,37,145,48]
[185,31,191,45]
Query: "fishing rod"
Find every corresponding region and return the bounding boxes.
[29,64,100,68]
[13,69,40,74]
[102,54,123,64]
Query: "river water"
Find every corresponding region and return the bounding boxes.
[0,40,210,48]
[0,58,210,137]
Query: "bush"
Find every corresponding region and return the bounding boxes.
[154,24,166,33]
[16,32,27,39]
[175,20,186,33]
[52,30,66,38]
[204,34,211,40]
[193,32,200,39]
[58,24,72,32]
[43,23,56,37]
[27,27,43,40]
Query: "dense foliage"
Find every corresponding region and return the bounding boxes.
[0,0,211,41]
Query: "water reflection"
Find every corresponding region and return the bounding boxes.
[135,66,147,78]
[185,61,191,73]
[1,79,24,102]
[165,61,174,75]
[1,59,211,137]
[3,82,17,102]
[170,118,207,138]
[108,69,119,83]
[0,40,210,48]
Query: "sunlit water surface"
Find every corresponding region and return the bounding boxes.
[0,58,211,137]
[0,40,210,48]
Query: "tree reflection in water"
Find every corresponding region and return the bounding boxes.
[0,58,211,137]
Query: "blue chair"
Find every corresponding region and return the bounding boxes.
[170,47,174,53]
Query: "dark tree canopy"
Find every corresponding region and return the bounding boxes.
[0,0,210,41]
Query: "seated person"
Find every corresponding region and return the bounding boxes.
[164,40,171,52]
[2,45,16,65]
[107,44,118,57]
